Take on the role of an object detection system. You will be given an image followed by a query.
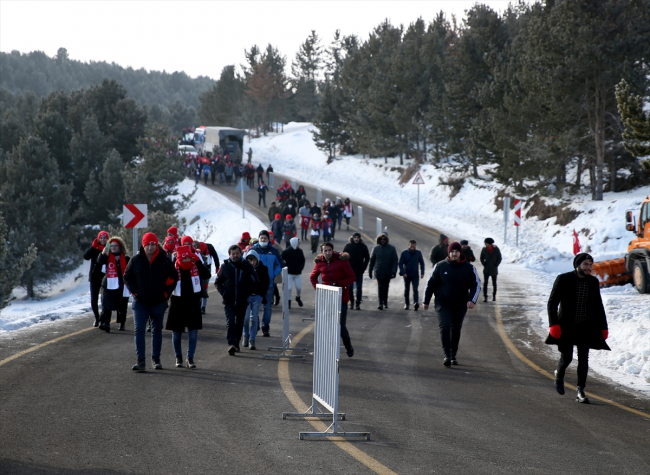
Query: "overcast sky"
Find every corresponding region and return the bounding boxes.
[1,1,517,80]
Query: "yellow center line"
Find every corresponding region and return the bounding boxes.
[494,303,650,419]
[278,323,399,475]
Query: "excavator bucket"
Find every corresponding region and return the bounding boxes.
[591,257,633,287]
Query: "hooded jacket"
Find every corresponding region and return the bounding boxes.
[281,243,305,275]
[96,236,130,311]
[423,256,481,309]
[369,234,398,280]
[429,234,449,266]
[123,245,178,307]
[342,237,370,275]
[309,252,356,304]
[215,258,259,307]
[250,242,284,286]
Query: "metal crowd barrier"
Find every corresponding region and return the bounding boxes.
[283,284,370,440]
[264,267,308,359]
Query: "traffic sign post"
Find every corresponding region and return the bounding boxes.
[503,197,510,245]
[412,172,425,211]
[235,178,250,218]
[123,204,148,256]
[513,199,522,247]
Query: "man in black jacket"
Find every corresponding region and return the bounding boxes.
[281,237,306,308]
[83,230,109,327]
[423,241,481,367]
[123,233,178,371]
[215,245,259,355]
[242,250,269,350]
[343,232,370,310]
[545,253,610,403]
[460,240,476,263]
[429,234,449,266]
[369,233,398,310]
[480,237,502,302]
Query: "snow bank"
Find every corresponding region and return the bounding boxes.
[251,122,650,393]
[0,178,266,334]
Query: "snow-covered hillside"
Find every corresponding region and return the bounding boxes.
[250,122,650,393]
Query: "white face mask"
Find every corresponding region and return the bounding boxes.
[288,204,292,208]
[259,241,269,248]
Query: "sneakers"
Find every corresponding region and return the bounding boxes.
[175,356,183,368]
[576,386,589,404]
[152,358,163,370]
[187,357,196,369]
[554,370,565,395]
[355,302,360,310]
[443,357,452,367]
[228,345,236,355]
[250,340,256,350]
[451,358,458,366]
[296,297,303,307]
[118,323,125,331]
[378,305,384,310]
[131,360,146,371]
[404,304,410,310]
[384,304,389,310]
[414,303,419,311]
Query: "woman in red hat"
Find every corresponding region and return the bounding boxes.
[96,237,130,332]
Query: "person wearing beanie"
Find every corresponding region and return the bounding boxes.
[429,234,449,266]
[83,230,109,327]
[368,233,398,310]
[267,201,281,226]
[163,236,177,259]
[310,213,322,254]
[398,240,426,311]
[271,213,284,241]
[124,232,178,371]
[460,240,476,263]
[342,198,354,230]
[480,237,502,302]
[298,201,312,241]
[192,241,214,314]
[423,241,481,366]
[238,232,252,251]
[281,237,306,308]
[165,245,210,369]
[250,230,285,337]
[545,253,610,403]
[96,237,130,332]
[180,235,194,247]
[167,227,181,248]
[242,249,269,349]
[282,201,297,221]
[343,232,370,310]
[322,213,333,243]
[282,214,297,249]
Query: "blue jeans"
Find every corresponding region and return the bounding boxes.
[350,273,364,303]
[201,297,208,308]
[244,294,263,341]
[172,329,198,358]
[261,286,274,331]
[133,300,167,361]
[403,276,420,306]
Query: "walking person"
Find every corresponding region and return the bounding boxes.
[429,234,449,266]
[310,242,356,357]
[97,236,130,332]
[202,162,210,185]
[256,164,264,184]
[258,181,268,207]
[166,245,211,369]
[545,253,610,403]
[368,233,398,310]
[423,242,481,366]
[322,213,333,242]
[250,231,284,337]
[480,237,502,302]
[335,198,345,230]
[194,165,201,186]
[192,241,213,314]
[342,198,354,230]
[242,250,269,350]
[299,201,311,241]
[83,230,109,327]
[268,201,281,227]
[224,162,233,185]
[310,214,322,254]
[281,237,305,308]
[343,232,370,310]
[123,233,178,371]
[215,245,259,355]
[271,213,284,241]
[399,240,425,311]
[460,240,476,263]
[210,160,216,185]
[282,214,297,249]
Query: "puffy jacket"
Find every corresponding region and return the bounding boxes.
[281,247,305,275]
[480,245,502,276]
[282,220,297,241]
[123,246,178,307]
[271,219,284,238]
[429,234,449,266]
[462,246,476,263]
[368,234,398,280]
[309,252,356,304]
[398,249,425,278]
[214,258,259,307]
[423,256,481,309]
[249,243,284,286]
[342,238,370,276]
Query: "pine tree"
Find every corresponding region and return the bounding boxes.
[198,65,245,126]
[311,81,342,162]
[0,211,37,309]
[616,80,650,165]
[0,136,77,297]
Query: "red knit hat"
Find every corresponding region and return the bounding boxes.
[285,214,292,220]
[448,242,462,254]
[275,213,281,220]
[97,231,109,240]
[176,245,192,259]
[181,235,193,245]
[164,236,176,252]
[167,226,178,237]
[142,232,158,246]
[241,232,251,241]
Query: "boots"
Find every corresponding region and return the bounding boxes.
[186,357,196,369]
[414,303,419,311]
[296,296,303,307]
[243,335,249,348]
[175,356,183,368]
[93,317,99,328]
[119,323,125,331]
[554,370,565,395]
[356,302,360,310]
[201,306,206,314]
[576,386,589,404]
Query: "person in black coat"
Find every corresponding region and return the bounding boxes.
[398,240,426,311]
[480,237,502,302]
[368,233,399,310]
[96,236,130,332]
[281,237,306,308]
[545,253,610,403]
[242,250,270,350]
[123,233,179,371]
[423,242,481,366]
[83,230,109,327]
[343,233,370,310]
[165,245,211,369]
[215,245,260,355]
[460,240,476,263]
[429,234,449,266]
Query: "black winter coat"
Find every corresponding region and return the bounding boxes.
[369,235,398,280]
[83,246,104,284]
[343,238,370,276]
[206,243,220,271]
[429,234,449,266]
[166,260,211,333]
[97,251,131,311]
[215,258,259,307]
[423,257,481,309]
[545,271,610,350]
[281,247,305,275]
[480,246,502,276]
[462,246,476,263]
[123,247,178,307]
[251,261,270,302]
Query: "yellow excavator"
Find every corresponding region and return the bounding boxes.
[591,194,650,293]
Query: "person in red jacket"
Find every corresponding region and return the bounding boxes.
[238,232,251,251]
[309,242,356,357]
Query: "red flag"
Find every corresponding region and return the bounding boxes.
[572,229,581,256]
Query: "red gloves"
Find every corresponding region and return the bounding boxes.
[602,329,609,340]
[549,325,561,339]
[92,238,102,249]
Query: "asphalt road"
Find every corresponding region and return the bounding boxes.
[1,173,649,475]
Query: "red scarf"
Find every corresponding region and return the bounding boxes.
[173,259,201,296]
[106,252,129,296]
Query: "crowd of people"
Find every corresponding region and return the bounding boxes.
[182,151,274,190]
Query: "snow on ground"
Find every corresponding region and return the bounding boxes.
[251,122,650,394]
[0,178,266,335]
